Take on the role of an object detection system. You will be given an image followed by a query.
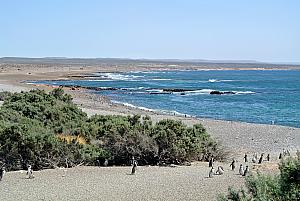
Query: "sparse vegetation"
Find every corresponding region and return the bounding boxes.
[0,88,223,170]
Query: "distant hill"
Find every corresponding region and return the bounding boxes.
[0,57,299,69]
[0,57,270,65]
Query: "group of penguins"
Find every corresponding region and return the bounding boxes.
[208,149,292,178]
[0,149,293,182]
[0,164,34,182]
[208,152,270,178]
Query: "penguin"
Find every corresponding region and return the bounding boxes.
[252,154,257,163]
[244,154,248,163]
[130,156,135,165]
[103,159,108,167]
[229,159,236,171]
[27,165,34,179]
[216,166,224,175]
[131,160,138,175]
[243,166,249,176]
[286,149,291,156]
[209,167,214,178]
[96,159,101,167]
[0,166,5,181]
[208,157,214,167]
[239,164,244,175]
[266,154,270,162]
[258,153,264,164]
[279,153,282,159]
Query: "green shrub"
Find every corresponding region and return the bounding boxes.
[0,91,12,101]
[0,89,223,170]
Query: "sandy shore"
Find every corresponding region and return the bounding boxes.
[0,64,299,200]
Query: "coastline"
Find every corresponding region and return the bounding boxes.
[0,65,299,155]
[0,64,299,200]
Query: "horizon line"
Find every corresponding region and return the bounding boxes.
[1,56,300,65]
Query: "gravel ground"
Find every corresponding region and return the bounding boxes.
[1,162,247,201]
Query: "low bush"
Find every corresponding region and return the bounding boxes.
[0,88,224,170]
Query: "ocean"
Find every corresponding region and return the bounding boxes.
[31,70,300,128]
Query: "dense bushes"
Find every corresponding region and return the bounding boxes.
[219,153,300,201]
[0,91,12,101]
[0,88,222,170]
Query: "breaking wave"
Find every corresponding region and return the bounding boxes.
[95,73,144,81]
[111,100,191,117]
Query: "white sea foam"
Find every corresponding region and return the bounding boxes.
[208,79,218,83]
[207,79,236,83]
[146,89,164,93]
[234,91,256,94]
[96,73,144,81]
[173,89,214,95]
[174,89,255,96]
[111,100,156,112]
[111,100,191,117]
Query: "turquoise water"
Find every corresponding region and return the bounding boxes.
[32,70,300,128]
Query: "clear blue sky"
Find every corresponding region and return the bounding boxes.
[1,0,299,62]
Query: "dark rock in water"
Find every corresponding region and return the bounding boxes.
[210,90,223,95]
[96,87,118,91]
[163,88,191,92]
[210,91,235,95]
[223,91,235,94]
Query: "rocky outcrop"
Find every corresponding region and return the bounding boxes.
[210,91,235,95]
[162,88,192,92]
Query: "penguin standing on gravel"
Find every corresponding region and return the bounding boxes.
[131,160,138,175]
[103,159,108,167]
[209,167,214,178]
[244,154,248,163]
[230,159,236,171]
[209,157,214,167]
[0,166,5,181]
[252,154,257,163]
[239,164,244,175]
[27,165,34,179]
[243,166,249,176]
[258,153,264,164]
[286,149,291,156]
[266,154,270,162]
[216,166,224,175]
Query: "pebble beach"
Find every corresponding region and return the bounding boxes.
[0,64,299,200]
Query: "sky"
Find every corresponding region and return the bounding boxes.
[1,0,299,63]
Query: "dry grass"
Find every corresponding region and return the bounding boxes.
[57,134,87,145]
